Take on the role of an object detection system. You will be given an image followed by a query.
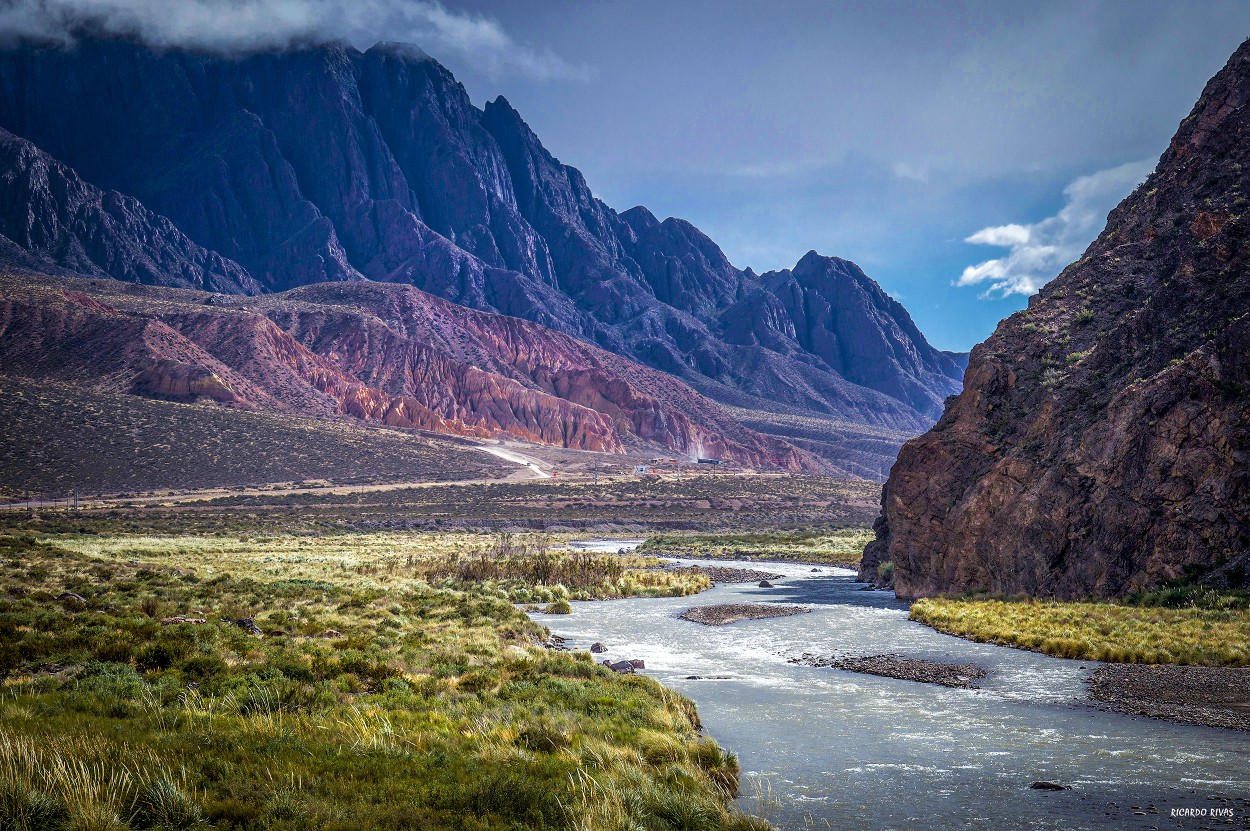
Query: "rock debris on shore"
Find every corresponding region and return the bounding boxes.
[679,604,810,626]
[666,566,783,585]
[1089,664,1250,731]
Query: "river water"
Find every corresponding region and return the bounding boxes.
[537,544,1250,830]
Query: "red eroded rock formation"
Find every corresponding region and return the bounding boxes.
[0,273,825,470]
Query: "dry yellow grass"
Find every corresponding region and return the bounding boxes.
[911,597,1250,666]
[51,531,707,601]
[640,528,874,567]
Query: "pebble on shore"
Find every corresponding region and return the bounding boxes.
[1089,664,1250,731]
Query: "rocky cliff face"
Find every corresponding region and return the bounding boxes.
[0,36,963,475]
[862,40,1250,598]
[0,130,258,294]
[0,271,818,470]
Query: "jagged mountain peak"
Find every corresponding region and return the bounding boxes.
[367,41,434,61]
[0,35,966,477]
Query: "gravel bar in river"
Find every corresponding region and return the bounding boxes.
[1090,664,1250,731]
[790,653,988,688]
[679,603,809,625]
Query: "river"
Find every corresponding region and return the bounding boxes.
[535,543,1250,830]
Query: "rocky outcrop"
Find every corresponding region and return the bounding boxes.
[757,252,967,420]
[133,359,236,403]
[862,40,1250,598]
[0,37,964,476]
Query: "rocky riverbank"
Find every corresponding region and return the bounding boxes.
[789,653,988,688]
[1090,664,1250,731]
[679,604,809,626]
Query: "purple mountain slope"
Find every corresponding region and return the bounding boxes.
[0,129,258,294]
[0,37,965,475]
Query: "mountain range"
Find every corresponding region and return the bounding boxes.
[0,36,965,478]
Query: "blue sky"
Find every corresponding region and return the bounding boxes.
[8,0,1249,350]
[427,0,1250,351]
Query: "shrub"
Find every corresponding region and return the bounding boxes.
[0,781,70,831]
[518,719,570,753]
[136,641,186,672]
[543,599,572,615]
[876,561,895,586]
[132,777,205,830]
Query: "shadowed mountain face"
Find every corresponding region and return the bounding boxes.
[0,37,964,474]
[0,129,259,294]
[862,40,1250,598]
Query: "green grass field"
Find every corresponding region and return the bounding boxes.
[0,531,767,831]
[639,529,874,568]
[910,596,1250,666]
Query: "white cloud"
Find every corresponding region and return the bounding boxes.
[965,223,1030,247]
[956,159,1153,297]
[891,161,929,182]
[0,0,590,80]
[730,157,829,179]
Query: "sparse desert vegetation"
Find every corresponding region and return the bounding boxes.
[0,377,505,501]
[639,528,874,568]
[910,595,1250,666]
[0,474,879,537]
[723,406,914,481]
[0,530,767,831]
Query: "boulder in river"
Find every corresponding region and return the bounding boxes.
[1029,781,1071,791]
[590,642,607,653]
[758,580,774,588]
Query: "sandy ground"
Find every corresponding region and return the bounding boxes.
[476,445,552,477]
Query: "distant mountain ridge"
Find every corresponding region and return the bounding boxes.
[0,36,965,475]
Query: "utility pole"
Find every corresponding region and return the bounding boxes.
[676,462,682,484]
[593,460,599,486]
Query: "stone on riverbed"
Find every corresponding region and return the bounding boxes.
[1089,664,1250,731]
